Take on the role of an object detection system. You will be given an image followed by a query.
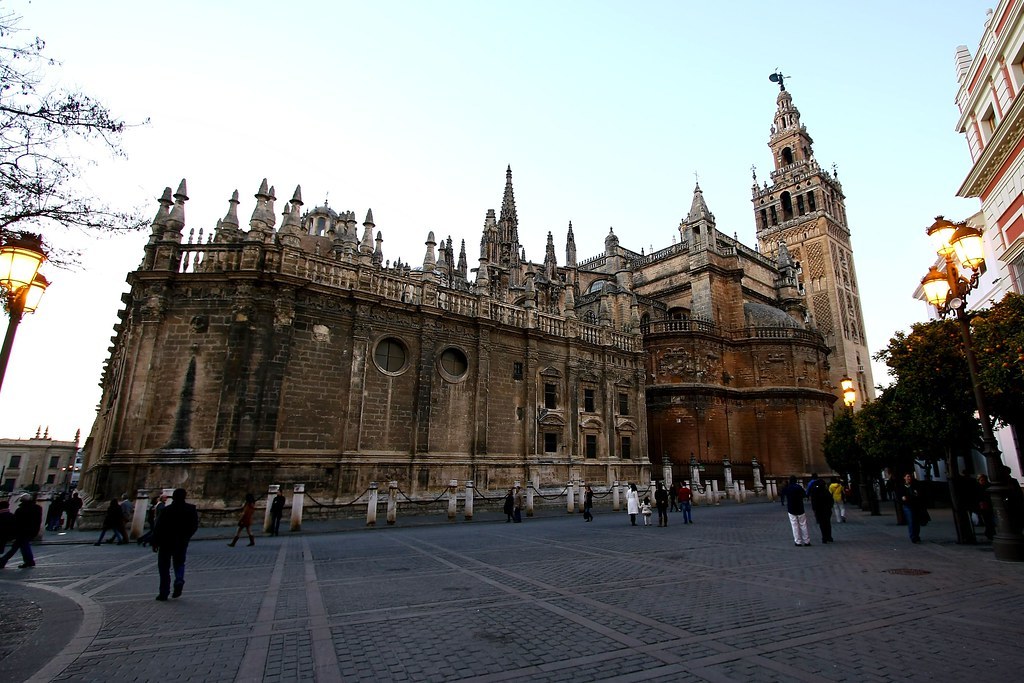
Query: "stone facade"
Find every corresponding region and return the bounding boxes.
[81,89,846,505]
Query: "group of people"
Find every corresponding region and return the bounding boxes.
[781,474,851,546]
[502,486,524,523]
[623,481,693,526]
[44,491,84,531]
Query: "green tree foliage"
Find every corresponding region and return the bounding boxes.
[0,9,146,262]
[823,408,861,477]
[971,292,1024,432]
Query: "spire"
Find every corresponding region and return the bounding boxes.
[360,209,375,254]
[373,230,384,266]
[565,221,577,267]
[149,186,173,242]
[163,179,188,239]
[498,165,518,229]
[544,231,557,278]
[422,231,437,271]
[685,183,715,226]
[249,178,276,236]
[457,239,467,280]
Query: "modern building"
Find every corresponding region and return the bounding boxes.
[80,87,860,505]
[0,427,80,494]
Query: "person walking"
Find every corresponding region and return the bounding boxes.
[669,483,679,512]
[46,492,65,531]
[95,499,128,545]
[583,484,594,522]
[228,493,257,546]
[678,482,693,524]
[781,476,811,547]
[640,496,653,526]
[503,487,515,523]
[0,501,16,556]
[808,474,834,544]
[269,490,287,536]
[655,481,669,527]
[512,486,523,523]
[626,483,640,526]
[65,491,83,530]
[829,478,847,523]
[139,494,167,546]
[152,488,200,601]
[119,494,134,542]
[0,493,43,568]
[897,472,926,544]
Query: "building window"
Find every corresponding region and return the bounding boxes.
[513,362,523,380]
[46,474,55,485]
[439,347,468,381]
[621,436,632,459]
[373,338,407,374]
[544,383,557,409]
[770,206,778,225]
[543,432,558,453]
[8,455,20,468]
[807,190,816,211]
[585,434,597,458]
[618,392,629,415]
[796,195,805,215]
[49,456,60,469]
[583,388,595,412]
[2,479,13,492]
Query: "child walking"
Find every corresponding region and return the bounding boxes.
[640,496,653,526]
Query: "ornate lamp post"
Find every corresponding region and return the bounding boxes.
[920,216,1024,561]
[843,375,879,516]
[0,234,49,395]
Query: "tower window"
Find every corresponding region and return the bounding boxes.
[760,209,768,230]
[797,195,805,215]
[781,147,794,165]
[781,192,794,221]
[770,206,778,225]
[807,191,816,211]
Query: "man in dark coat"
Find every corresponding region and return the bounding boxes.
[65,491,84,530]
[152,488,200,601]
[269,491,286,536]
[0,501,15,555]
[0,493,43,568]
[807,473,834,544]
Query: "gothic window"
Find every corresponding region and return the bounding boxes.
[438,347,468,381]
[585,434,597,458]
[584,388,595,413]
[621,436,632,459]
[544,383,557,409]
[543,432,558,453]
[373,338,407,374]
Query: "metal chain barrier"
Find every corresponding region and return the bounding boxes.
[395,485,450,506]
[304,487,373,509]
[531,485,570,501]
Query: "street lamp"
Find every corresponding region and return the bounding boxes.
[920,216,1024,561]
[0,234,49,395]
[842,375,879,516]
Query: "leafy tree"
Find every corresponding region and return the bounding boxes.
[823,408,861,478]
[971,292,1024,441]
[0,9,146,262]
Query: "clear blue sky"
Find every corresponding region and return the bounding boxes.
[0,0,992,442]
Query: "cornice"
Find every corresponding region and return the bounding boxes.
[958,89,1024,197]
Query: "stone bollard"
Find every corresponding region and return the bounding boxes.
[464,481,474,520]
[131,489,149,540]
[35,492,51,542]
[290,484,305,532]
[526,481,535,517]
[387,481,398,525]
[264,484,280,533]
[740,481,748,502]
[711,480,720,505]
[566,481,575,514]
[367,482,378,526]
[612,480,620,511]
[447,480,458,521]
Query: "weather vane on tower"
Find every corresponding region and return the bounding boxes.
[769,70,786,91]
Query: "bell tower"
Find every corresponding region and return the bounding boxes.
[752,74,875,405]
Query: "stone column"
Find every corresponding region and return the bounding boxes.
[367,482,378,526]
[131,489,149,540]
[751,457,764,493]
[566,480,575,514]
[612,480,620,511]
[722,457,733,496]
[290,484,305,531]
[463,481,474,520]
[526,481,535,517]
[447,480,458,521]
[35,492,51,542]
[264,484,280,533]
[662,463,673,487]
[387,481,398,525]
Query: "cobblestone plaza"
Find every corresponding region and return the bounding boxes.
[1,502,1022,682]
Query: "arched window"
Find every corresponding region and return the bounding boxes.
[781,147,794,165]
[781,192,794,221]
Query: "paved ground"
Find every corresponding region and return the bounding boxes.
[1,500,1022,682]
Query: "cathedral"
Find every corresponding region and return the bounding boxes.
[80,84,872,505]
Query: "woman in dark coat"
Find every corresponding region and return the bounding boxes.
[94,499,127,545]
